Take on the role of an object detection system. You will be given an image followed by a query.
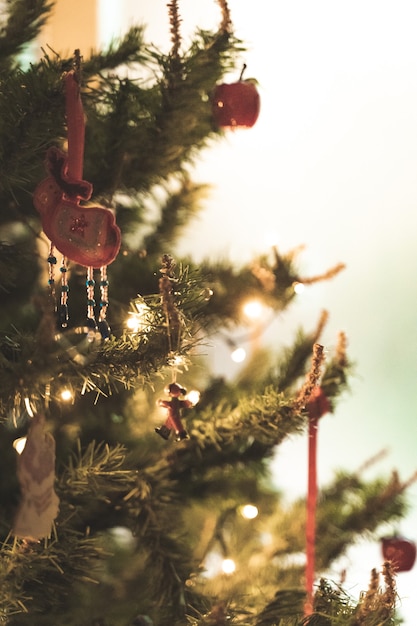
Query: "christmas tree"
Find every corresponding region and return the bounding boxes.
[0,2,415,625]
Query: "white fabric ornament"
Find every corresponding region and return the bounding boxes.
[13,413,59,540]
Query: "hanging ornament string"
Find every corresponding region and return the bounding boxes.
[85,265,97,340]
[46,246,69,330]
[159,254,183,382]
[65,50,85,184]
[155,255,198,442]
[84,264,111,341]
[97,265,111,339]
[59,255,69,328]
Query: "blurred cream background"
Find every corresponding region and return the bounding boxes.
[38,1,417,621]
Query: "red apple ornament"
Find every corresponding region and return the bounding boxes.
[381,535,416,572]
[212,65,260,129]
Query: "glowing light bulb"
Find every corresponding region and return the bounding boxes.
[221,558,236,575]
[240,504,259,520]
[24,397,34,418]
[231,347,246,363]
[242,299,263,320]
[13,437,27,455]
[126,313,140,332]
[127,299,152,333]
[60,388,73,402]
[293,282,305,294]
[186,389,200,406]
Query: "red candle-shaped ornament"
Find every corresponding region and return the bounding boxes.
[212,65,260,129]
[305,386,331,615]
[382,536,416,572]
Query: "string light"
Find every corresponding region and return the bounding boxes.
[221,558,236,575]
[126,298,152,333]
[231,346,246,363]
[24,397,35,418]
[60,388,74,402]
[240,504,259,519]
[126,313,140,332]
[13,437,27,455]
[242,299,264,320]
[293,281,305,294]
[186,389,200,406]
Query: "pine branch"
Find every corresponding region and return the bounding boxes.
[160,384,307,490]
[199,250,342,330]
[143,178,210,256]
[315,469,414,569]
[255,589,305,625]
[83,26,149,74]
[0,55,65,201]
[0,529,105,621]
[0,0,53,67]
[0,260,206,418]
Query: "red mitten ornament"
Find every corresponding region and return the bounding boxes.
[33,70,120,268]
[13,414,59,541]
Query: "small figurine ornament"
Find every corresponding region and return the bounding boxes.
[155,382,192,441]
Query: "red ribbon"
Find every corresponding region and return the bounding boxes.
[65,70,85,182]
[305,414,318,615]
[304,387,331,615]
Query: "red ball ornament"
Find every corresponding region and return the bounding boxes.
[212,66,260,129]
[381,536,416,572]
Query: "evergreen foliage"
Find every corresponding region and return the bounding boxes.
[0,2,413,625]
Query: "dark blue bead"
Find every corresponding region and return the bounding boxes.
[86,317,97,330]
[98,319,111,339]
[58,304,69,327]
